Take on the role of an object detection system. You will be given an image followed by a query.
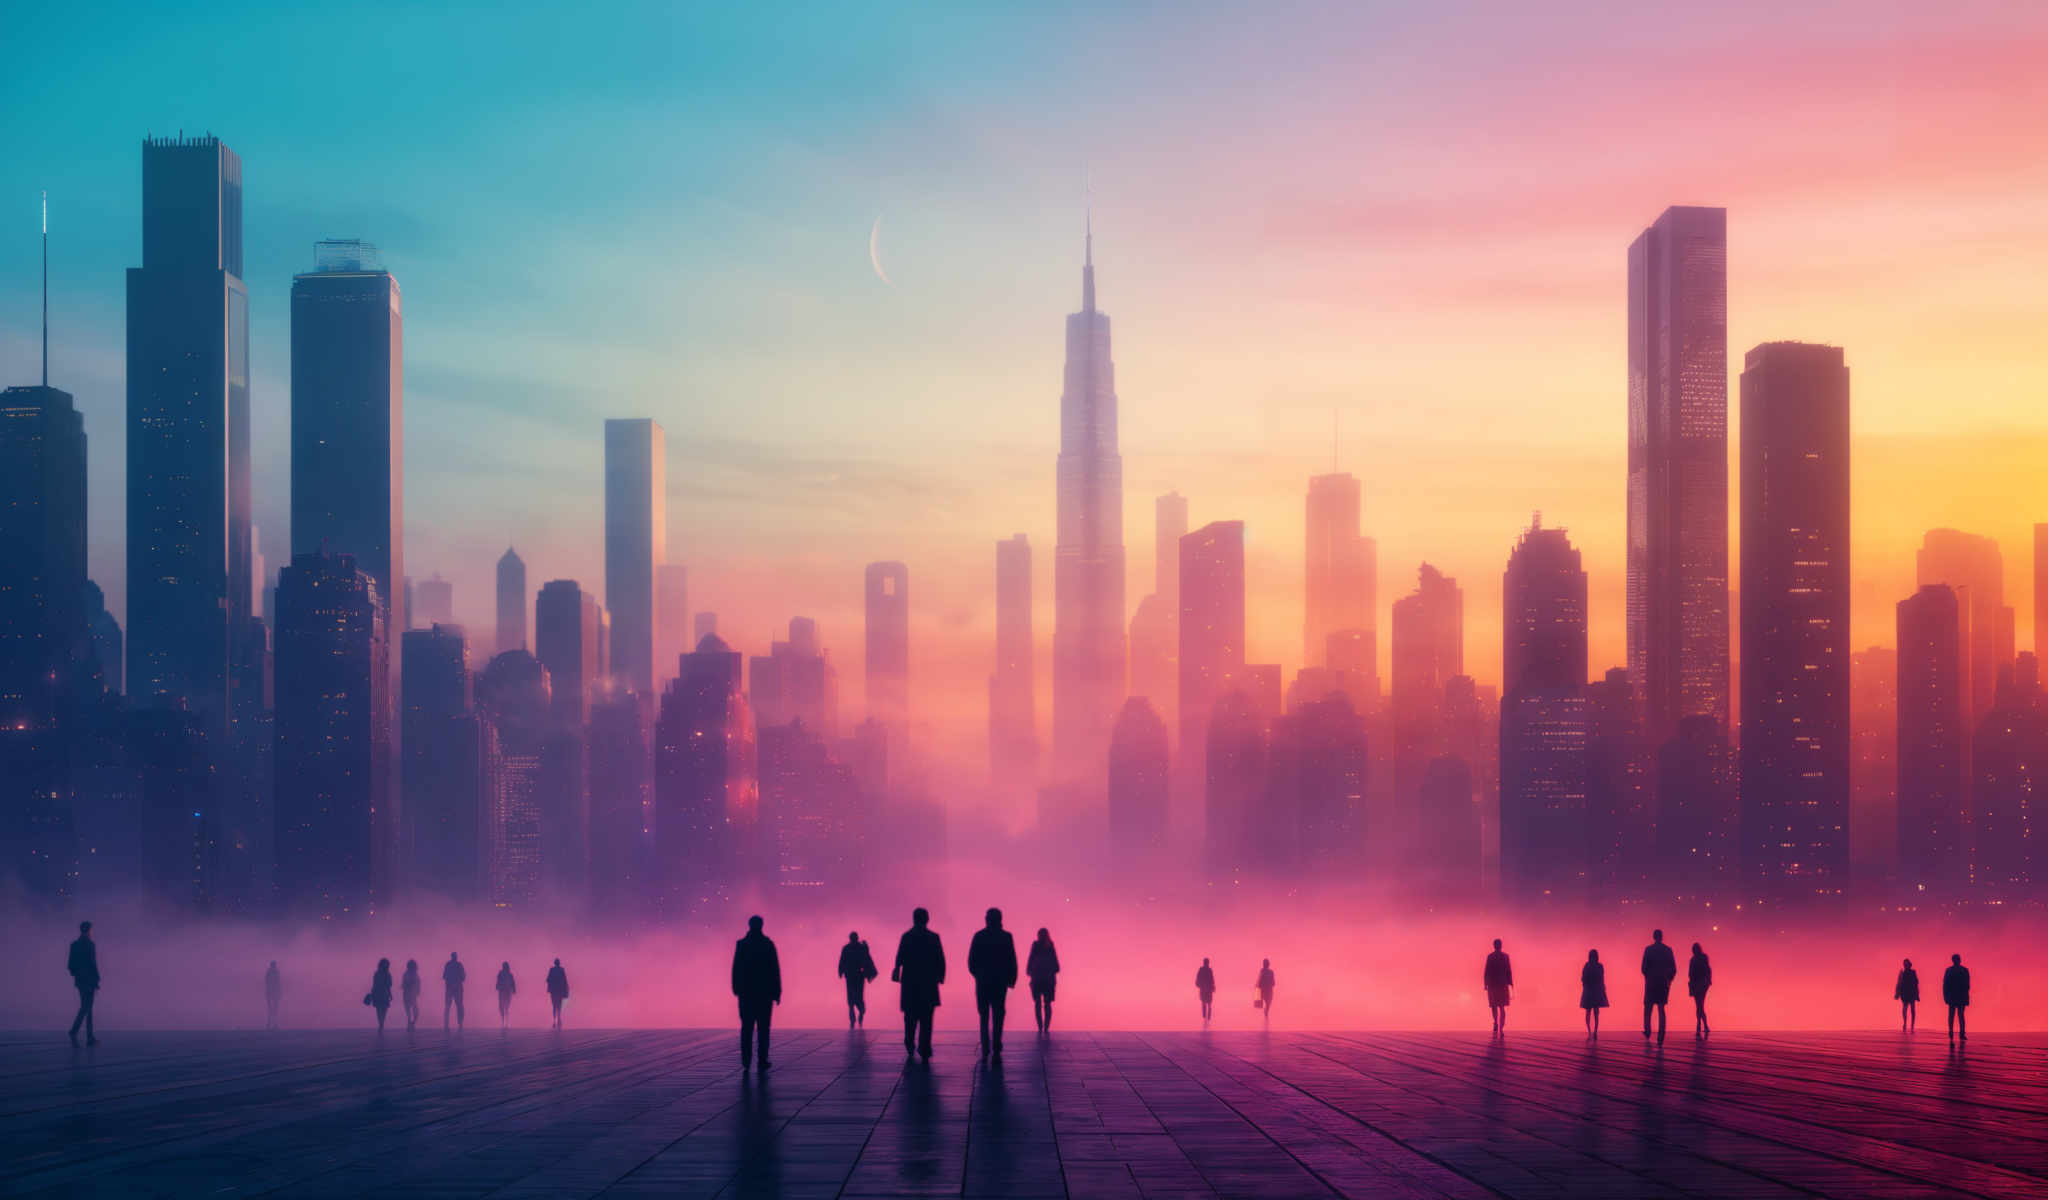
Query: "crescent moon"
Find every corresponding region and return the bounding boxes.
[869,215,892,287]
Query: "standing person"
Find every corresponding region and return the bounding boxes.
[837,932,877,1029]
[967,907,1018,1059]
[264,961,282,1031]
[1943,953,1970,1043]
[1483,939,1513,1035]
[495,962,516,1028]
[1640,929,1678,1043]
[400,959,423,1031]
[442,952,467,1030]
[546,959,569,1030]
[893,907,947,1062]
[1687,943,1713,1038]
[1895,958,1921,1031]
[1026,928,1060,1033]
[1256,959,1276,1020]
[367,958,394,1033]
[1580,950,1609,1035]
[731,916,781,1071]
[1195,958,1216,1023]
[67,921,100,1047]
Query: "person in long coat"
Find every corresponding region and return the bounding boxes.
[495,963,517,1028]
[1483,939,1513,1035]
[837,932,878,1029]
[400,960,423,1031]
[1580,950,1609,1035]
[367,958,394,1033]
[67,921,100,1047]
[1256,960,1276,1020]
[545,959,570,1030]
[893,907,947,1061]
[1943,953,1970,1042]
[1195,959,1216,1023]
[1641,929,1678,1043]
[1894,958,1921,1031]
[967,907,1018,1058]
[1687,943,1713,1038]
[1026,929,1060,1033]
[731,917,781,1070]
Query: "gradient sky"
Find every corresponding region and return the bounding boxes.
[4,0,2047,762]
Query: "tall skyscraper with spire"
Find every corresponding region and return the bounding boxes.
[1052,220,1126,779]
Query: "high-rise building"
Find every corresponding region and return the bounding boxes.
[1897,584,1968,894]
[290,238,402,704]
[587,683,651,915]
[1498,520,1589,902]
[749,617,838,737]
[496,548,527,655]
[1850,646,1899,878]
[1305,473,1374,669]
[0,384,88,726]
[476,650,548,907]
[1917,529,2014,749]
[990,534,1037,781]
[1128,492,1187,732]
[535,580,600,729]
[1178,521,1246,782]
[1203,690,1265,881]
[402,624,487,902]
[654,634,758,910]
[410,576,453,630]
[1268,693,1369,878]
[1627,205,1730,742]
[1585,668,1650,898]
[1973,654,2044,899]
[85,580,122,697]
[127,135,253,737]
[1052,226,1127,778]
[605,418,666,693]
[1656,714,1736,896]
[273,552,389,917]
[864,562,909,732]
[1107,696,1170,853]
[1391,563,1464,841]
[655,563,688,694]
[1738,342,1851,901]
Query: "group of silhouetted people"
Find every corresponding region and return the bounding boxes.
[356,951,570,1033]
[1482,930,1711,1041]
[1187,956,1273,1023]
[1895,954,1972,1041]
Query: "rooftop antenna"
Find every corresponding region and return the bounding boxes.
[41,190,48,387]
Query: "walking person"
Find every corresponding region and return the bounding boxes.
[1027,928,1060,1033]
[1195,958,1216,1023]
[838,932,877,1029]
[401,959,422,1031]
[1483,939,1513,1035]
[893,907,947,1062]
[264,960,282,1031]
[67,921,100,1047]
[968,907,1018,1059]
[1688,943,1712,1038]
[1641,929,1678,1044]
[1580,950,1609,1035]
[1895,958,1920,1031]
[546,959,570,1029]
[1256,959,1276,1021]
[366,958,394,1033]
[495,962,516,1028]
[732,916,781,1071]
[442,952,467,1030]
[1943,953,1970,1043]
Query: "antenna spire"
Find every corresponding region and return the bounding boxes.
[41,190,48,387]
[1080,186,1097,313]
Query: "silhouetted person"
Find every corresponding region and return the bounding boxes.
[732,915,781,1071]
[1195,959,1216,1022]
[1483,939,1513,1035]
[495,962,516,1028]
[264,961,281,1031]
[1688,943,1712,1038]
[893,907,946,1061]
[1895,958,1920,1031]
[401,959,423,1031]
[1580,950,1609,1035]
[67,921,99,1047]
[1943,953,1970,1042]
[1256,959,1276,1020]
[1027,928,1060,1033]
[367,958,394,1032]
[1641,929,1677,1043]
[443,952,467,1030]
[968,907,1018,1058]
[546,959,569,1029]
[838,932,877,1029]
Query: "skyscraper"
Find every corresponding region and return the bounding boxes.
[1052,226,1127,778]
[1897,584,1968,894]
[587,683,651,915]
[864,562,909,732]
[127,135,252,737]
[605,418,666,694]
[1178,521,1246,784]
[1128,492,1187,731]
[402,624,487,902]
[1627,205,1730,742]
[656,562,688,694]
[1305,473,1374,668]
[496,548,527,655]
[1739,342,1851,901]
[1268,693,1369,878]
[1916,529,2013,741]
[1585,668,1651,898]
[1203,690,1265,881]
[0,384,87,725]
[1107,696,1170,852]
[654,634,758,909]
[273,552,389,917]
[289,238,402,706]
[476,650,548,907]
[535,580,600,729]
[990,534,1036,781]
[411,576,452,630]
[1498,520,1589,902]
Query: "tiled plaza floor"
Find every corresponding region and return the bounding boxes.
[2,1027,2041,1197]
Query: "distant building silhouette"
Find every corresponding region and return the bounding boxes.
[587,683,651,914]
[536,581,600,729]
[274,552,389,917]
[1393,563,1463,851]
[402,624,486,902]
[759,718,864,890]
[496,548,527,656]
[1917,529,2014,844]
[412,576,453,631]
[1269,692,1368,876]
[1972,654,2042,899]
[1179,520,1246,805]
[751,617,838,738]
[864,563,909,735]
[1739,342,1851,902]
[85,580,122,697]
[1052,226,1127,781]
[1305,473,1375,670]
[534,580,599,896]
[1656,714,1735,896]
[990,534,1037,785]
[604,418,666,693]
[1586,669,1651,899]
[655,563,688,695]
[1499,519,1589,903]
[1129,492,1187,735]
[1415,753,1479,892]
[0,383,88,728]
[694,612,718,642]
[476,650,548,906]
[1204,690,1266,881]
[2037,525,2048,658]
[1897,584,1968,895]
[1108,696,1170,852]
[655,634,758,911]
[1850,646,1899,880]
[1628,205,1730,744]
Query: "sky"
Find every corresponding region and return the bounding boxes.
[4,0,2047,764]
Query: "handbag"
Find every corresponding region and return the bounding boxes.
[363,993,373,1006]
